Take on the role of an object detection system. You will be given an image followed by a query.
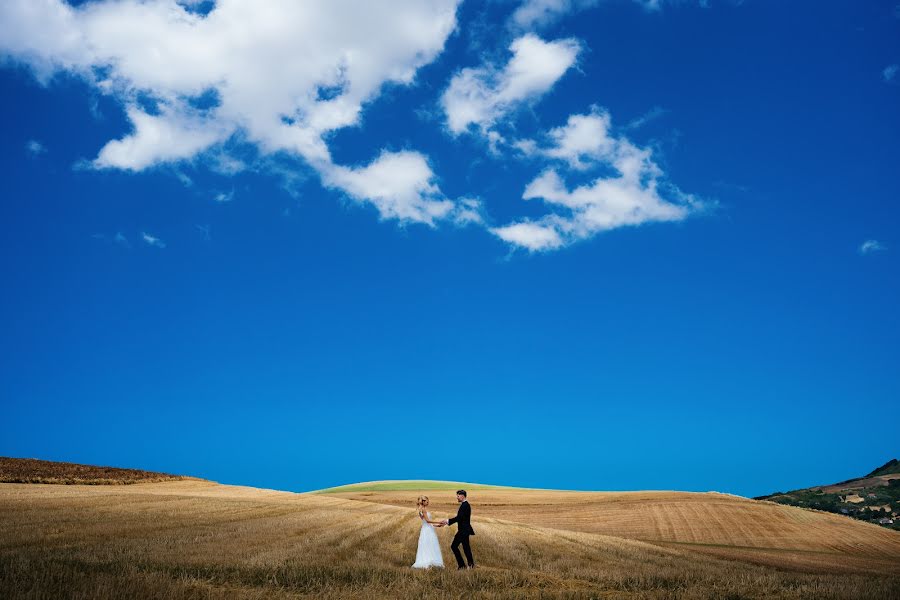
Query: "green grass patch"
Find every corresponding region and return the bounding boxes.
[310,480,526,493]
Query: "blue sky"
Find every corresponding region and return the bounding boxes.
[0,0,898,497]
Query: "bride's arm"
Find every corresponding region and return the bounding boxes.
[421,511,442,525]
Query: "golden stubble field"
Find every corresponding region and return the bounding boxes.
[1,480,899,599]
[325,485,900,573]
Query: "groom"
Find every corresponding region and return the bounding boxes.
[442,489,475,569]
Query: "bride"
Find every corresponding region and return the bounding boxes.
[412,495,444,569]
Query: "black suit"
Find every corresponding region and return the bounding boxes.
[448,500,475,568]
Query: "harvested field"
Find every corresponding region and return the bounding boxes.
[325,486,900,573]
[1,479,898,599]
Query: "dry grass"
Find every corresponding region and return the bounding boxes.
[327,488,900,572]
[0,457,190,485]
[1,480,898,599]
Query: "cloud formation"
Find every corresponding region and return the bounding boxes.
[0,0,464,224]
[25,139,46,156]
[511,0,600,30]
[441,34,581,135]
[493,108,701,251]
[213,190,234,204]
[323,151,455,225]
[141,232,166,248]
[509,0,696,30]
[859,239,886,255]
[1,1,699,252]
[626,106,669,130]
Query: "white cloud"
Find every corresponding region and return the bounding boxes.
[173,170,193,187]
[141,232,166,248]
[320,151,487,226]
[322,151,454,225]
[492,108,700,251]
[515,108,655,173]
[2,1,703,248]
[25,139,46,156]
[542,108,616,170]
[859,239,886,255]
[625,105,668,130]
[94,105,229,171]
[452,197,486,226]
[209,152,245,176]
[491,220,564,251]
[511,0,599,30]
[441,34,581,135]
[0,0,464,225]
[214,189,234,203]
[510,0,701,30]
[883,64,899,83]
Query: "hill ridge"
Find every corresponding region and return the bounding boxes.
[867,459,900,478]
[312,479,751,496]
[0,456,194,485]
[755,458,899,530]
[311,479,525,493]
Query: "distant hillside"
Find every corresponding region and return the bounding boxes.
[756,459,899,530]
[0,457,191,485]
[868,459,900,478]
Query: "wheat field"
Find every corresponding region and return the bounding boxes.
[1,479,898,599]
[324,484,900,573]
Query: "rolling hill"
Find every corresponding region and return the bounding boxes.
[0,456,192,485]
[312,480,524,493]
[867,459,900,478]
[322,483,900,574]
[755,459,900,530]
[1,458,898,599]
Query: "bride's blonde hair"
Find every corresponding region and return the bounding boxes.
[416,495,429,508]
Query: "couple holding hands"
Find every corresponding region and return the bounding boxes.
[412,489,475,570]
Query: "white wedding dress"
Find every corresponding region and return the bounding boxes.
[412,511,444,569]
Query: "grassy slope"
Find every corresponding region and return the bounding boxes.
[1,480,898,600]
[313,480,524,493]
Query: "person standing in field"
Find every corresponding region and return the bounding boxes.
[412,495,444,569]
[441,489,475,569]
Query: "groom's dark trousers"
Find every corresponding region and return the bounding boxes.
[448,500,475,568]
[451,531,474,569]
